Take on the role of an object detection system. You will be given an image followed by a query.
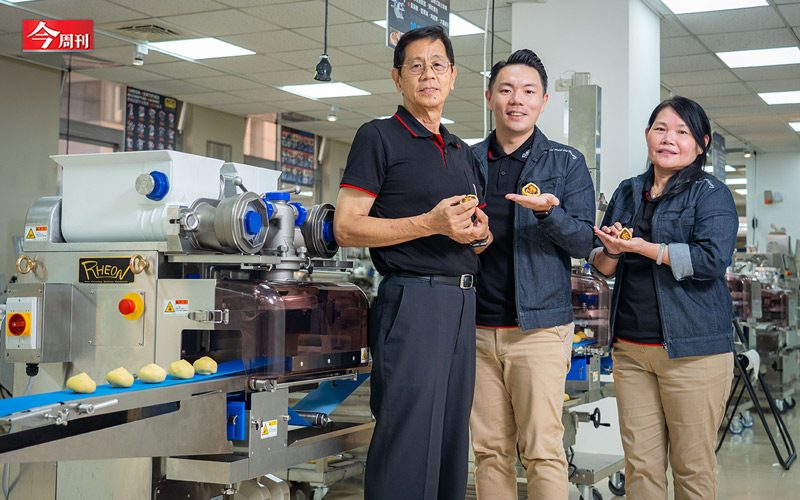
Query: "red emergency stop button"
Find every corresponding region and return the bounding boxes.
[119,292,144,321]
[118,298,136,315]
[8,314,26,336]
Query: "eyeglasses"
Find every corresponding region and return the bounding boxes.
[398,60,452,76]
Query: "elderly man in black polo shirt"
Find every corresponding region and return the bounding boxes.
[333,26,490,500]
[469,50,595,499]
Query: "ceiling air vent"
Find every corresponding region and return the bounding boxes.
[116,24,180,37]
[280,112,317,122]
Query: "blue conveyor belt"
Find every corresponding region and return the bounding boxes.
[0,360,246,418]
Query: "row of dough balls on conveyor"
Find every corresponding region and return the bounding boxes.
[66,357,218,394]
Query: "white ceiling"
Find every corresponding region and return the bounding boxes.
[1,0,799,162]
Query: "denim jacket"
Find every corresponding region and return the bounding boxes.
[472,127,595,331]
[590,171,738,359]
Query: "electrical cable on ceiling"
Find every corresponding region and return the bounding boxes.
[65,55,72,155]
[482,0,491,137]
[490,0,495,132]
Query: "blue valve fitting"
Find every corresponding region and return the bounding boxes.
[243,210,263,235]
[322,220,335,243]
[146,171,170,201]
[290,202,307,226]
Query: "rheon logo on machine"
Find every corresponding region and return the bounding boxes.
[22,20,93,52]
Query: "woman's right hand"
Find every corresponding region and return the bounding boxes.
[594,222,634,256]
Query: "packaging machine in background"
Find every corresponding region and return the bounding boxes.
[0,151,373,500]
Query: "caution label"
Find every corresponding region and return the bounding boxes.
[361,347,368,362]
[260,419,278,439]
[24,225,48,241]
[163,299,189,315]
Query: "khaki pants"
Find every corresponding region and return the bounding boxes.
[612,341,733,500]
[470,325,573,500]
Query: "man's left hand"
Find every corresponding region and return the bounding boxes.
[505,192,560,212]
[470,207,490,241]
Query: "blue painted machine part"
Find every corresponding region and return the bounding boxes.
[146,171,170,201]
[292,373,370,416]
[264,192,290,202]
[264,201,274,220]
[322,220,335,243]
[289,202,307,226]
[226,401,247,440]
[243,210,262,235]
[287,406,311,427]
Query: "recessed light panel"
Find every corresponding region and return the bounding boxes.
[790,122,800,132]
[149,38,254,60]
[281,83,371,99]
[758,91,800,105]
[735,188,747,196]
[726,178,747,185]
[373,14,483,37]
[662,0,767,15]
[717,47,800,69]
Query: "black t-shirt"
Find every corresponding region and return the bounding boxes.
[339,105,482,276]
[614,179,663,344]
[475,131,534,327]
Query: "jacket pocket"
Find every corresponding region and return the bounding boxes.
[658,206,695,242]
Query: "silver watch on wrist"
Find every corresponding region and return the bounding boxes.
[470,236,490,247]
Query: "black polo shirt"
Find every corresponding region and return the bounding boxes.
[614,178,663,345]
[340,105,482,277]
[475,131,534,327]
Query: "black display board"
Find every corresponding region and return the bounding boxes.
[386,0,450,48]
[125,86,178,151]
[280,126,315,187]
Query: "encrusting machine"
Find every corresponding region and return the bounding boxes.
[0,151,372,499]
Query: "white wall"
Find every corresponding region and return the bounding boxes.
[319,138,352,205]
[0,56,61,277]
[183,104,246,163]
[511,0,660,197]
[746,152,800,251]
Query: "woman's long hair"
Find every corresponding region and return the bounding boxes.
[645,96,711,199]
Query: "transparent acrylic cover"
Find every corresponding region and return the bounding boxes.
[761,287,789,328]
[571,272,610,347]
[726,273,753,320]
[199,280,368,377]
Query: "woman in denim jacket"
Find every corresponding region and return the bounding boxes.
[590,96,738,500]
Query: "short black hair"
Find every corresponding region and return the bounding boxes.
[645,96,712,199]
[487,49,548,93]
[393,26,455,73]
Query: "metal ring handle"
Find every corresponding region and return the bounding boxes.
[129,254,149,275]
[16,255,34,274]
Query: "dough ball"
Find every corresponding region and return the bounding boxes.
[67,372,96,394]
[168,359,195,379]
[106,367,134,388]
[564,393,570,402]
[193,356,218,375]
[573,334,584,344]
[139,363,167,384]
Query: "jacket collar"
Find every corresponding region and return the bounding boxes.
[393,105,459,146]
[473,126,553,188]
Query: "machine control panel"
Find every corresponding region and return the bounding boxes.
[5,297,38,350]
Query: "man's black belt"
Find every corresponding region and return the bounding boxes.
[388,272,474,289]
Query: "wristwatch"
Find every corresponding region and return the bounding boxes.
[470,236,490,247]
[534,205,554,220]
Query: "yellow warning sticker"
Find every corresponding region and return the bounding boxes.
[163,299,188,315]
[260,419,278,439]
[24,225,48,240]
[361,347,368,362]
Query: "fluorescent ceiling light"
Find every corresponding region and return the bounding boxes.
[703,165,713,172]
[662,0,767,15]
[725,164,736,172]
[149,38,254,60]
[463,138,484,145]
[6,0,37,3]
[297,191,313,197]
[281,82,370,99]
[726,178,747,185]
[717,47,800,69]
[735,188,747,196]
[373,14,483,36]
[790,122,800,132]
[758,91,800,105]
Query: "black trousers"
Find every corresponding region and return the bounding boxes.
[364,275,476,500]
